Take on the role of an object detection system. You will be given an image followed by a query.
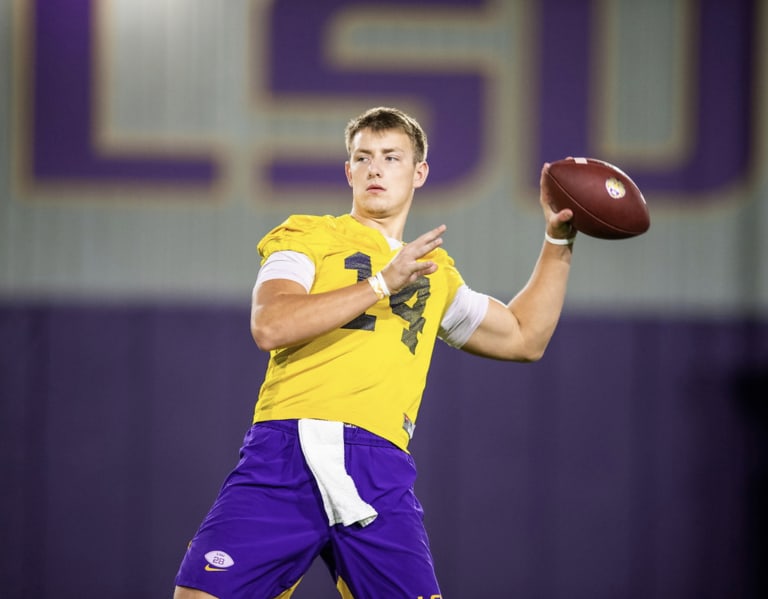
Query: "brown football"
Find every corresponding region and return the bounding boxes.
[543,157,650,239]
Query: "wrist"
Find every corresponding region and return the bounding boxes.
[367,271,391,300]
[544,231,576,246]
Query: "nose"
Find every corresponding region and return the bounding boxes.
[367,157,382,177]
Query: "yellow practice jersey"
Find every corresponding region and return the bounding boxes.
[253,214,466,451]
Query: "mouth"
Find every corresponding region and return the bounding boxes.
[366,183,385,192]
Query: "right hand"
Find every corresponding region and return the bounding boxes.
[381,224,447,293]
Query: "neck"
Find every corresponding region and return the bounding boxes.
[349,210,406,241]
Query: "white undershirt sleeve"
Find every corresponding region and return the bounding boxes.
[256,250,315,292]
[438,285,490,348]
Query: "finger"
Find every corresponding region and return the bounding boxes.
[413,259,437,272]
[413,224,447,244]
[539,162,552,184]
[431,223,448,236]
[404,261,438,284]
[417,261,439,276]
[548,209,575,237]
[408,224,446,257]
[553,208,574,223]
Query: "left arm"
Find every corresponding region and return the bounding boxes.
[460,163,574,361]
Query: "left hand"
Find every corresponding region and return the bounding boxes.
[540,162,575,240]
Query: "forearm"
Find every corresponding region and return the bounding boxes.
[251,279,380,351]
[507,239,573,358]
[462,239,572,361]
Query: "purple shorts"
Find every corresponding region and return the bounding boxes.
[174,420,442,599]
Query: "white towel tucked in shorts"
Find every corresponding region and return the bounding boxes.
[298,418,378,527]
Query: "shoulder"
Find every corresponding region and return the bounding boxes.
[425,246,456,268]
[258,214,342,261]
[426,246,465,299]
[264,214,338,238]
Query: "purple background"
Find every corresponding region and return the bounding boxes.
[28,0,756,196]
[2,305,766,598]
[3,0,767,597]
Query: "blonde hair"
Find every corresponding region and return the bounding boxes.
[345,107,428,163]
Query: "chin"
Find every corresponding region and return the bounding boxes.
[359,198,391,216]
[366,205,391,218]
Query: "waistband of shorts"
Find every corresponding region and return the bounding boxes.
[255,419,397,448]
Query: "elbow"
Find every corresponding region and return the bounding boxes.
[250,319,281,352]
[503,348,544,363]
[521,347,546,363]
[513,330,553,362]
[250,328,272,352]
[523,337,550,362]
[483,344,545,363]
[509,341,547,363]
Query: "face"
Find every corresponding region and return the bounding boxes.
[345,127,429,220]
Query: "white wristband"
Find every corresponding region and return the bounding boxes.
[545,231,576,246]
[367,271,391,299]
[374,271,391,296]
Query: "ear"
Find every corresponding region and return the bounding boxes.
[344,161,353,187]
[413,161,429,189]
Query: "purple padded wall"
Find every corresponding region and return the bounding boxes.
[1,304,766,598]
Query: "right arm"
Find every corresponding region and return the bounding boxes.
[250,224,447,351]
[251,278,381,352]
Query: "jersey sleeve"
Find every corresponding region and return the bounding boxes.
[257,215,336,266]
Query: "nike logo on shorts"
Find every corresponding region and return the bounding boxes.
[204,564,228,572]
